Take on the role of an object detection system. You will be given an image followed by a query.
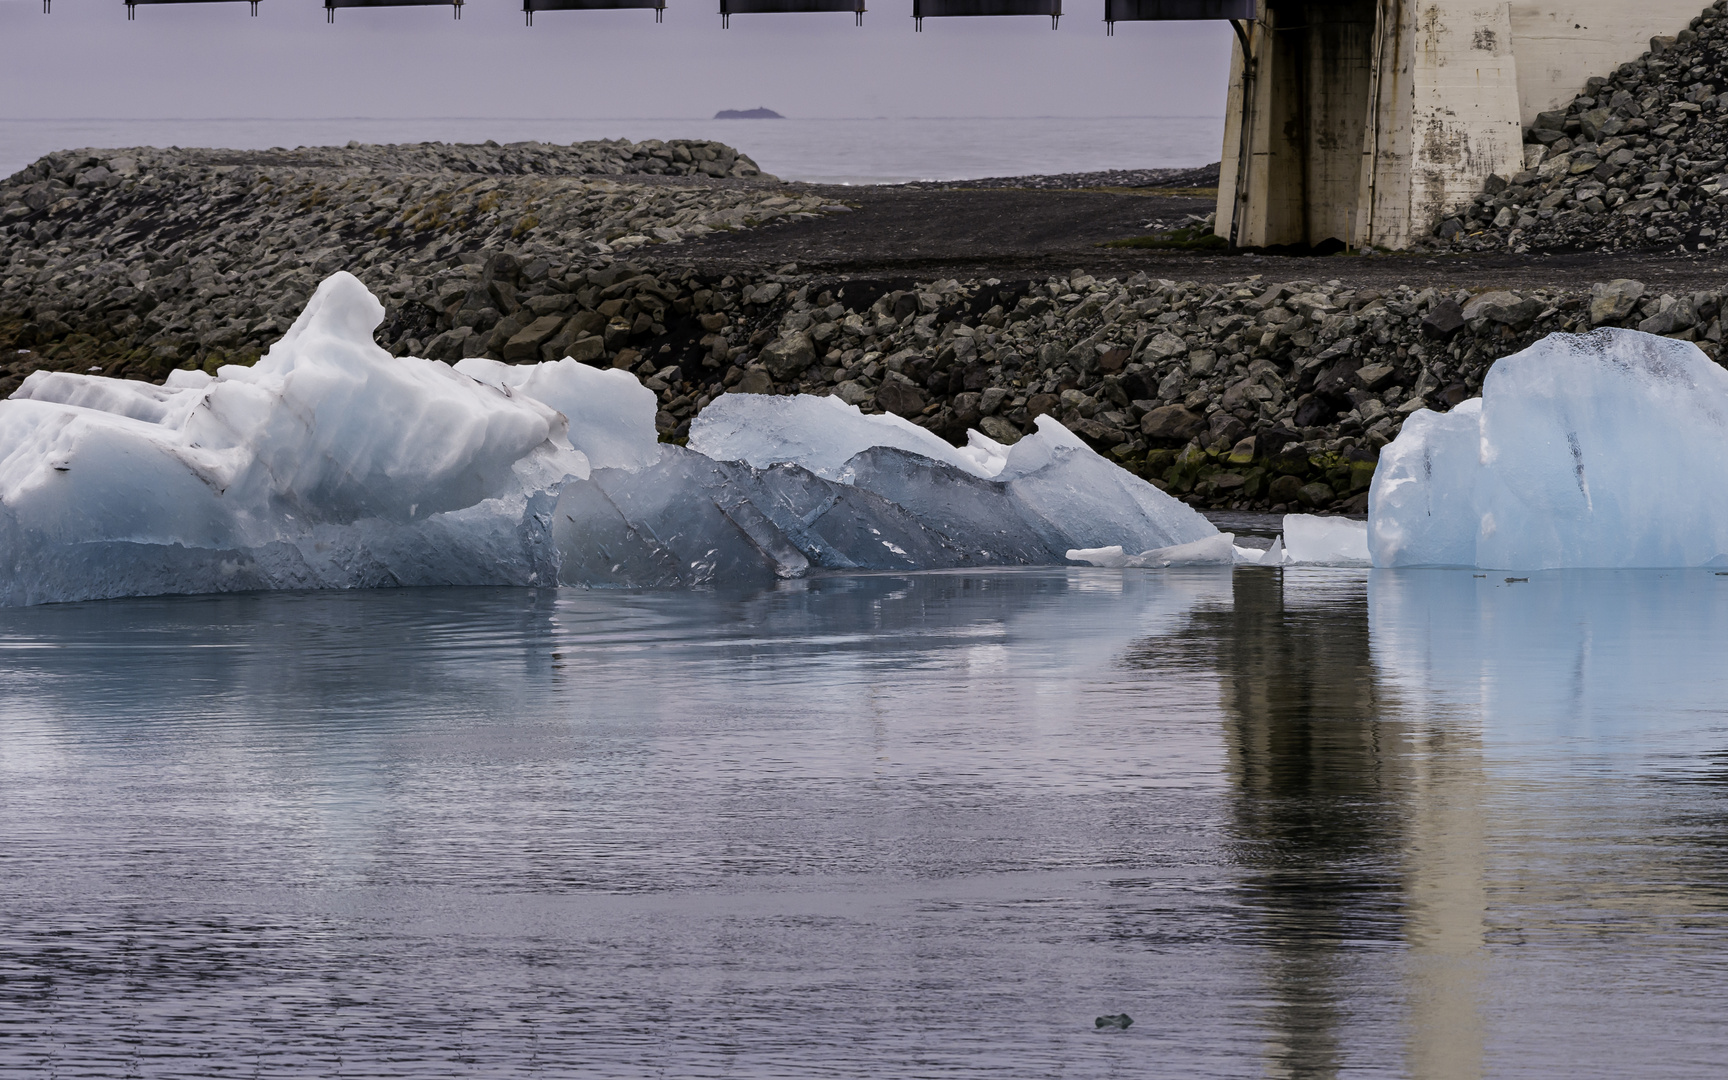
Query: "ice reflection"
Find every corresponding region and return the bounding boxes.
[1157,567,1728,1080]
[3,571,1728,1077]
[1368,569,1728,1079]
[1141,569,1418,1079]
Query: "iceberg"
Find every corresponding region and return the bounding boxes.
[1282,514,1370,566]
[0,272,585,606]
[556,408,1218,587]
[1369,329,1728,569]
[0,272,1226,605]
[690,391,998,478]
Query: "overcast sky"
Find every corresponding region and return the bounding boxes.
[0,1,1233,121]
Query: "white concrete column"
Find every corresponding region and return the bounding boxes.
[1221,0,1713,251]
[1405,3,1527,243]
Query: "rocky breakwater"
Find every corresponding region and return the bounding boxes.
[321,259,1727,514]
[8,142,1728,513]
[1437,0,1728,253]
[0,139,845,382]
[687,271,1728,513]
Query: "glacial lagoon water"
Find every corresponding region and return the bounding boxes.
[3,567,1728,1078]
[0,115,1224,187]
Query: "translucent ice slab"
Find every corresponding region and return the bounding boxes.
[0,272,585,605]
[0,275,1225,604]
[1369,329,1728,569]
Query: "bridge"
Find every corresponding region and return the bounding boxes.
[38,0,1715,250]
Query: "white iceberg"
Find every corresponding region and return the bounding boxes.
[0,272,586,605]
[1067,533,1242,568]
[562,408,1218,587]
[1369,329,1728,569]
[0,272,1229,605]
[453,356,661,472]
[690,391,995,478]
[1282,514,1370,566]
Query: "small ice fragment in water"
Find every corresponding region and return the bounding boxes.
[1068,545,1132,568]
[1282,514,1371,565]
[1067,533,1240,567]
[1260,535,1285,565]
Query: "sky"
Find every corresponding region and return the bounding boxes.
[0,0,1234,122]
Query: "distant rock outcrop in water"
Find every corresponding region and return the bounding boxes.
[714,108,783,120]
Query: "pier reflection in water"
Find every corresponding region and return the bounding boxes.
[1,568,1726,1077]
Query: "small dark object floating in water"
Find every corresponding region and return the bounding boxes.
[714,107,783,120]
[1095,1014,1133,1030]
[1505,577,1528,583]
[1473,574,1486,578]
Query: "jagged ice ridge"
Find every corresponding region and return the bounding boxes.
[0,272,1221,605]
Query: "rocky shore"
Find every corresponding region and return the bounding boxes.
[0,138,834,375]
[897,164,1221,191]
[1437,0,1728,254]
[5,141,1727,514]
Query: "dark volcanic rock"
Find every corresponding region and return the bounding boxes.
[6,142,1727,515]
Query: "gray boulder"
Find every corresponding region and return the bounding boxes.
[759,332,816,380]
[1591,280,1646,325]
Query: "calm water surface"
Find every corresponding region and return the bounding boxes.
[2,567,1727,1077]
[0,116,1224,186]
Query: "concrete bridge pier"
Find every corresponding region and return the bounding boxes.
[1215,1,1713,251]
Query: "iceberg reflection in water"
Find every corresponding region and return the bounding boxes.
[3,567,1728,1077]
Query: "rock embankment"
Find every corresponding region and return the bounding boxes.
[9,204,1721,511]
[653,269,1721,513]
[8,143,1728,513]
[0,140,842,378]
[1438,0,1728,253]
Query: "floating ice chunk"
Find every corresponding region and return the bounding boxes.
[0,272,586,605]
[997,417,1217,551]
[689,401,1215,556]
[1067,545,1134,568]
[689,392,998,479]
[1260,536,1284,566]
[1067,533,1240,568]
[562,402,1216,585]
[454,357,661,471]
[1282,514,1371,565]
[1370,329,1728,569]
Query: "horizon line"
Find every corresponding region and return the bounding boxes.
[1,114,1220,123]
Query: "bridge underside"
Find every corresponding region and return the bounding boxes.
[1216,0,1711,250]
